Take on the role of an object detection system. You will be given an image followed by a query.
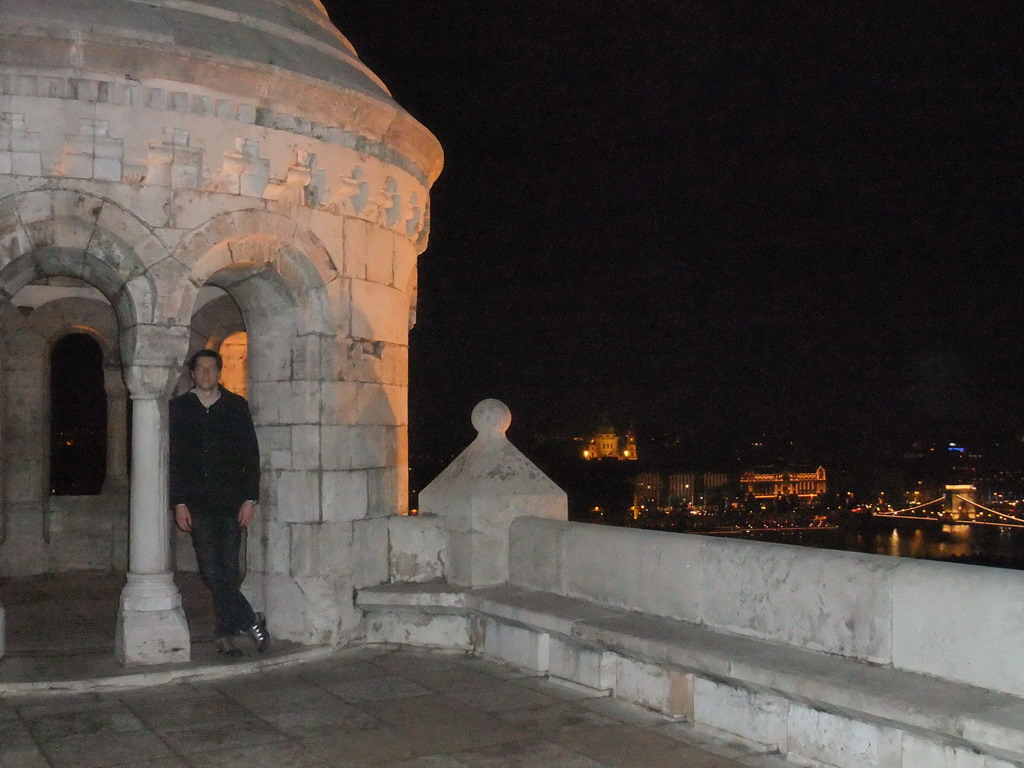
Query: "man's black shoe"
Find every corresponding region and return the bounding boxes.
[216,637,243,657]
[248,612,270,654]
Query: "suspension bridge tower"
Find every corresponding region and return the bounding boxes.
[945,484,977,521]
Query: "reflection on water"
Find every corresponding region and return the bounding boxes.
[736,523,1024,569]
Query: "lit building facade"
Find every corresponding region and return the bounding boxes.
[740,466,827,499]
[582,423,638,460]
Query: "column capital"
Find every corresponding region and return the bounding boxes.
[120,323,189,398]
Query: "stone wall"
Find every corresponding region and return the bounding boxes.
[509,517,1024,698]
[0,0,442,653]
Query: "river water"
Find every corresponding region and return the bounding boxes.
[724,521,1024,569]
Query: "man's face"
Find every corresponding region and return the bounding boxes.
[191,357,221,391]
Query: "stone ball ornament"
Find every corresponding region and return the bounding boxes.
[471,398,512,438]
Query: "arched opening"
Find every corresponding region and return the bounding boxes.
[218,331,249,398]
[49,333,108,495]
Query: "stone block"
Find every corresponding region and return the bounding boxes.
[365,225,394,285]
[320,425,352,470]
[702,537,896,663]
[389,515,445,582]
[320,381,358,423]
[322,470,369,523]
[393,237,417,291]
[115,605,190,665]
[275,470,320,523]
[364,610,472,648]
[12,151,40,176]
[366,467,399,518]
[93,156,122,181]
[343,216,368,278]
[351,425,389,469]
[290,424,320,469]
[900,732,1015,768]
[351,279,408,345]
[478,615,549,673]
[508,517,566,592]
[693,678,789,752]
[561,525,703,622]
[262,572,360,645]
[289,521,354,577]
[549,637,614,691]
[892,559,1024,696]
[353,516,389,588]
[613,655,692,718]
[786,703,902,768]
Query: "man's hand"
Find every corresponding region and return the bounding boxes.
[238,500,256,528]
[174,504,192,533]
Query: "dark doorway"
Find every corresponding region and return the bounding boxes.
[50,333,107,495]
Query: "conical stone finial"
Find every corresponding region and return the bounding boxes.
[419,399,568,587]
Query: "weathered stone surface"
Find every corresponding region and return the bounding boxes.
[419,399,567,587]
[0,0,441,657]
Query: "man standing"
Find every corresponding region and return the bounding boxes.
[170,349,269,657]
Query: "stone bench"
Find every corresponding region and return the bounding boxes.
[357,580,1024,768]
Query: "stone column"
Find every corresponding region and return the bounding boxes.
[102,367,129,493]
[115,385,190,664]
[418,399,568,587]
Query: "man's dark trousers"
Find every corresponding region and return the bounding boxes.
[190,507,256,638]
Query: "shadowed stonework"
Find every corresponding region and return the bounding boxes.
[0,594,785,768]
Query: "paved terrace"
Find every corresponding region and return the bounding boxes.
[0,572,790,768]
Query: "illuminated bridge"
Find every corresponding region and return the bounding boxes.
[874,484,1024,529]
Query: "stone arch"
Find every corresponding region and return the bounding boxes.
[172,209,337,338]
[0,295,129,574]
[0,191,169,331]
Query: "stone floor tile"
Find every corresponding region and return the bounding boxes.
[321,675,433,703]
[158,716,289,755]
[124,689,254,731]
[651,721,765,760]
[297,725,418,765]
[12,692,106,718]
[554,723,732,768]
[0,745,52,768]
[0,715,36,749]
[25,701,145,740]
[513,676,611,703]
[577,696,674,728]
[39,729,175,768]
[386,718,530,757]
[259,701,386,738]
[357,693,472,727]
[386,665,499,694]
[441,679,561,713]
[117,759,190,768]
[378,756,466,768]
[451,738,609,768]
[299,660,392,684]
[735,754,793,767]
[218,680,348,715]
[182,740,333,768]
[496,702,619,737]
[454,656,536,680]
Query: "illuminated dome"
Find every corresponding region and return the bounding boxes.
[0,0,441,180]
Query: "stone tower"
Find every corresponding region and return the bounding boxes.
[0,0,442,662]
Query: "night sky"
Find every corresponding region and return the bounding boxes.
[326,1,1024,469]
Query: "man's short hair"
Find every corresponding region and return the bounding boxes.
[187,349,223,372]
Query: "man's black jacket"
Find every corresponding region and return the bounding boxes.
[169,386,260,513]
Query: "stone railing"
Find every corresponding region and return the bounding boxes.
[362,401,1024,767]
[508,517,1024,699]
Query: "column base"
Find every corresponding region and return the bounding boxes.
[115,572,190,665]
